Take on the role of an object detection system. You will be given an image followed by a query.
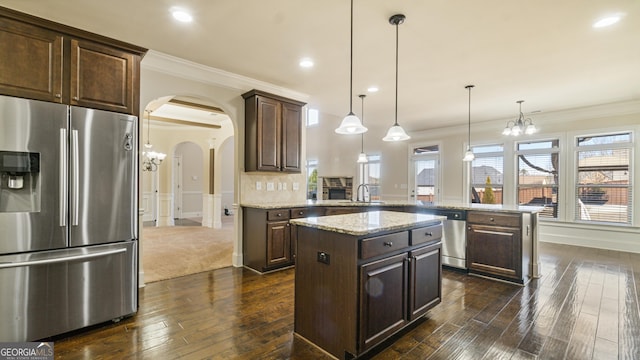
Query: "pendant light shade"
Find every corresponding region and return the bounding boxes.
[463,85,475,162]
[357,94,368,163]
[335,0,367,135]
[383,14,410,142]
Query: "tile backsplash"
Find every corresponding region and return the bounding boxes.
[241,172,307,204]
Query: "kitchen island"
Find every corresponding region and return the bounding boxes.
[290,211,445,359]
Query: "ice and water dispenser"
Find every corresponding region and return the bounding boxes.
[0,151,40,212]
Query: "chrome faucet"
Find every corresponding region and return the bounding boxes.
[356,183,370,202]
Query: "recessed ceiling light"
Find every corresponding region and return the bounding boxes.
[593,14,622,28]
[367,86,379,93]
[299,58,314,68]
[171,8,193,23]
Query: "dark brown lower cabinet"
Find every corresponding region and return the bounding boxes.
[408,242,442,320]
[294,224,442,359]
[466,211,524,283]
[266,220,291,268]
[359,253,407,351]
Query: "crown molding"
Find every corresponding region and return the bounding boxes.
[141,50,310,103]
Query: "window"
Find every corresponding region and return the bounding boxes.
[516,140,560,219]
[306,108,319,127]
[575,132,632,224]
[470,145,504,204]
[412,145,439,204]
[306,159,318,200]
[359,155,381,201]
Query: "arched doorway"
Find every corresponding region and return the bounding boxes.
[140,95,235,283]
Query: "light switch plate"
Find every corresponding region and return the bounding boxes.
[256,182,262,190]
[282,183,287,190]
[292,182,299,191]
[266,182,275,191]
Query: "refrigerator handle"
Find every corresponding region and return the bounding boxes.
[59,129,68,227]
[71,129,79,226]
[0,248,127,269]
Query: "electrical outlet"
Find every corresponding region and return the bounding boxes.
[278,183,283,191]
[266,182,275,191]
[256,182,262,190]
[292,182,299,191]
[282,183,287,190]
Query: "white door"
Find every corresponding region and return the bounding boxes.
[410,154,439,204]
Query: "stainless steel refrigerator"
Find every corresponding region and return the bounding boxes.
[0,95,138,341]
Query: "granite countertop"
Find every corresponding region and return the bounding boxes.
[289,210,445,236]
[241,199,543,214]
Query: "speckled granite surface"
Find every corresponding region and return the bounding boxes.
[289,210,445,236]
[241,199,543,214]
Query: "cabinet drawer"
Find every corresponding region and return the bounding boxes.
[360,232,409,260]
[467,211,520,227]
[290,207,323,219]
[267,209,290,221]
[411,224,442,245]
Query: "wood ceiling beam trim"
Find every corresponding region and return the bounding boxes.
[149,115,222,129]
[168,98,225,114]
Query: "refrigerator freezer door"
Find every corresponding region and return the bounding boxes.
[0,241,137,341]
[0,95,68,254]
[69,107,137,246]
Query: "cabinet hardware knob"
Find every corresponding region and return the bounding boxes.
[490,218,495,222]
[383,241,393,247]
[277,213,282,217]
[299,211,304,215]
[73,96,79,101]
[425,232,433,236]
[55,94,61,98]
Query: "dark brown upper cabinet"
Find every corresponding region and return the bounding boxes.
[0,6,146,115]
[243,90,305,173]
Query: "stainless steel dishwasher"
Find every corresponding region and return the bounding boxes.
[421,208,467,269]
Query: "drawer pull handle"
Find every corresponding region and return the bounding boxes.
[425,232,433,236]
[383,241,393,247]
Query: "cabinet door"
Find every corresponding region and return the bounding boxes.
[281,102,302,172]
[359,253,408,352]
[467,224,521,280]
[256,96,281,171]
[0,17,63,102]
[70,39,135,114]
[408,243,441,321]
[266,220,291,268]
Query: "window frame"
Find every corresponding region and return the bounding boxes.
[571,130,633,225]
[515,138,561,220]
[469,144,505,205]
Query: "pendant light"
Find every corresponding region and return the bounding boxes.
[142,110,167,172]
[335,0,367,135]
[383,14,410,142]
[462,85,475,162]
[357,94,368,163]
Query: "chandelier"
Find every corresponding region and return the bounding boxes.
[502,100,537,136]
[142,110,166,172]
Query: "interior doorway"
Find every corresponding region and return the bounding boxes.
[140,95,235,283]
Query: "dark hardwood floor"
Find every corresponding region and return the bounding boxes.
[51,242,640,359]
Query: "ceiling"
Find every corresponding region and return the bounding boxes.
[4,1,639,132]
